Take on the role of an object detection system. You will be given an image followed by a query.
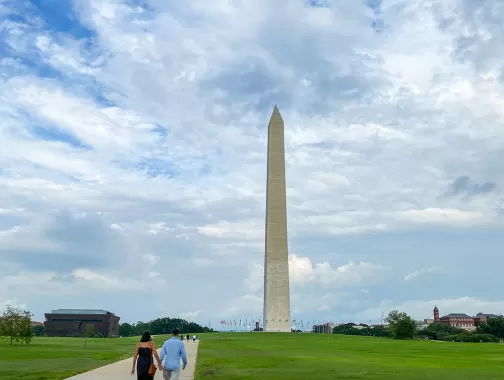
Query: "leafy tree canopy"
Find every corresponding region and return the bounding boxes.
[385,310,416,339]
[0,305,33,345]
[417,323,464,340]
[332,324,390,338]
[119,322,135,337]
[32,325,45,337]
[476,317,504,338]
[118,317,212,337]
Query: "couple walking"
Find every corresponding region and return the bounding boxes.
[131,329,188,380]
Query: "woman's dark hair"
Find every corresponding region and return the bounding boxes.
[140,332,152,342]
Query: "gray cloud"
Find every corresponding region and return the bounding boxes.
[1,0,504,325]
[446,175,497,198]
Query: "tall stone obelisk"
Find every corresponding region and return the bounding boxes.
[263,106,291,332]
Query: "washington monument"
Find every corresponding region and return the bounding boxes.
[263,106,291,332]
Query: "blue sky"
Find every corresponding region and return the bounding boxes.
[1,0,504,328]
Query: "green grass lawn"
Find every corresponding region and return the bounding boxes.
[2,333,504,380]
[195,333,504,380]
[0,335,170,380]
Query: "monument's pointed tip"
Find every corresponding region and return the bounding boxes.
[270,105,283,121]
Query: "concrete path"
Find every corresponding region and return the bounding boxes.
[65,341,199,380]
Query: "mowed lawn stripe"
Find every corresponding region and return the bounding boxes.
[195,333,504,380]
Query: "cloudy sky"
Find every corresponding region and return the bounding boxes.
[1,0,504,328]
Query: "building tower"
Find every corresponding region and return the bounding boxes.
[263,106,291,332]
[433,306,439,323]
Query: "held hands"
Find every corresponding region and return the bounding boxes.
[158,364,164,371]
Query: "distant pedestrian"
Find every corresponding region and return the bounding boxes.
[159,329,187,380]
[186,334,189,343]
[131,332,163,380]
[192,335,196,343]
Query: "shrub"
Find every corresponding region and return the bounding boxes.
[443,333,498,342]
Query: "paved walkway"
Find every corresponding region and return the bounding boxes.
[65,341,199,380]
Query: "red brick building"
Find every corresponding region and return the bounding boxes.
[432,307,501,330]
[439,313,474,328]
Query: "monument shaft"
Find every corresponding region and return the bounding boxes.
[263,106,291,332]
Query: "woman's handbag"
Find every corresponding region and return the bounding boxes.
[148,342,157,377]
[148,361,157,377]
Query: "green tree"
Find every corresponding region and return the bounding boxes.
[148,317,212,335]
[0,305,33,345]
[32,325,45,337]
[119,322,134,337]
[84,324,95,348]
[476,317,504,338]
[331,323,390,338]
[127,318,212,337]
[133,321,151,336]
[444,332,498,342]
[417,323,464,340]
[385,310,407,326]
[369,325,390,337]
[385,310,416,339]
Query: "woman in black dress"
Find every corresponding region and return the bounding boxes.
[131,332,162,380]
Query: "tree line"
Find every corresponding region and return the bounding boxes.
[0,305,212,346]
[332,309,504,342]
[118,317,213,337]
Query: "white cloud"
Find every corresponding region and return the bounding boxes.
[288,254,315,284]
[243,263,264,293]
[314,260,391,288]
[72,268,131,288]
[1,0,504,325]
[179,311,202,322]
[1,299,27,311]
[242,254,390,298]
[225,294,263,317]
[318,305,330,312]
[198,220,263,240]
[392,208,488,224]
[404,267,440,282]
